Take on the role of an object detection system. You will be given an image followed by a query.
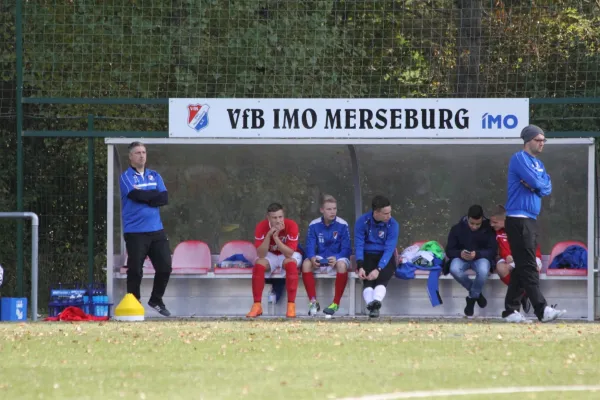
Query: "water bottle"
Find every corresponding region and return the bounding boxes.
[267,290,276,316]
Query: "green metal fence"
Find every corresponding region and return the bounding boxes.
[1,0,599,308]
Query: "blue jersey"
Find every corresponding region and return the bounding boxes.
[505,150,552,219]
[304,217,351,260]
[354,212,400,268]
[120,167,167,233]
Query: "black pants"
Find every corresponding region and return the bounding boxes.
[503,217,547,320]
[362,253,396,289]
[125,230,172,304]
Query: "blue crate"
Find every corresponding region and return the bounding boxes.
[49,283,112,318]
[1,298,28,321]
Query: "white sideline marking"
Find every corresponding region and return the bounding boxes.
[340,385,600,399]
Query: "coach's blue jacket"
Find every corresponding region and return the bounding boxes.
[305,217,352,260]
[355,212,400,269]
[505,150,552,219]
[120,167,168,233]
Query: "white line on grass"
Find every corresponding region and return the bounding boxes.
[340,385,600,400]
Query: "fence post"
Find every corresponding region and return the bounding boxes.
[16,0,24,297]
[88,115,95,289]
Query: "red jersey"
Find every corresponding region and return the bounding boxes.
[254,218,299,255]
[496,228,541,259]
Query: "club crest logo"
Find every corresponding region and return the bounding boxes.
[378,230,385,239]
[333,231,338,239]
[187,104,210,132]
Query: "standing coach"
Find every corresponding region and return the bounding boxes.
[502,126,565,323]
[120,141,172,316]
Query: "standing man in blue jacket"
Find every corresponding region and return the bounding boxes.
[502,125,566,323]
[302,194,352,317]
[446,204,497,317]
[355,195,400,318]
[120,142,172,317]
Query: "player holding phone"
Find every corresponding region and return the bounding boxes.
[445,205,497,317]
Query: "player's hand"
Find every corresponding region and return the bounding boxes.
[310,257,319,268]
[367,269,380,281]
[506,255,514,264]
[468,251,476,260]
[358,268,367,280]
[268,227,278,237]
[327,256,336,266]
[461,250,471,260]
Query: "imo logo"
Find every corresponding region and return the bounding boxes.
[481,113,518,129]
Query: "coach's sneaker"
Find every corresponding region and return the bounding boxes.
[541,305,566,323]
[246,302,263,318]
[503,310,532,324]
[323,303,339,316]
[367,300,381,318]
[464,297,476,317]
[148,300,171,317]
[308,301,320,316]
[286,303,296,318]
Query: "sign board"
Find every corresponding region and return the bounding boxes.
[169,98,529,138]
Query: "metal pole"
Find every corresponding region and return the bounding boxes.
[348,145,362,221]
[16,0,24,297]
[106,145,115,304]
[0,212,39,321]
[347,145,362,316]
[88,115,95,288]
[587,142,596,321]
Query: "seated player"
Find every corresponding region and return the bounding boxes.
[445,204,497,317]
[302,194,351,317]
[246,203,302,318]
[355,195,400,318]
[489,204,542,314]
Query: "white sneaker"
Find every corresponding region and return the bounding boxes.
[503,311,532,323]
[541,306,566,323]
[308,301,320,316]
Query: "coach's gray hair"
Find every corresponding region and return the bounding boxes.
[128,141,145,153]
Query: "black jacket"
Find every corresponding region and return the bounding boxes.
[445,216,497,264]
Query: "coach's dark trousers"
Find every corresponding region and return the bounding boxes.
[125,230,172,304]
[503,217,547,320]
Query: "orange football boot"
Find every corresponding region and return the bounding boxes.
[286,302,296,318]
[246,302,263,318]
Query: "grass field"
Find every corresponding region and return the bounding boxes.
[1,318,599,400]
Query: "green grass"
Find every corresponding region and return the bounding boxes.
[0,319,599,400]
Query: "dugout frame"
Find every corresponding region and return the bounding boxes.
[104,137,598,321]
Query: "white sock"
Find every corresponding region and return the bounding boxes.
[363,287,374,304]
[373,285,387,302]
